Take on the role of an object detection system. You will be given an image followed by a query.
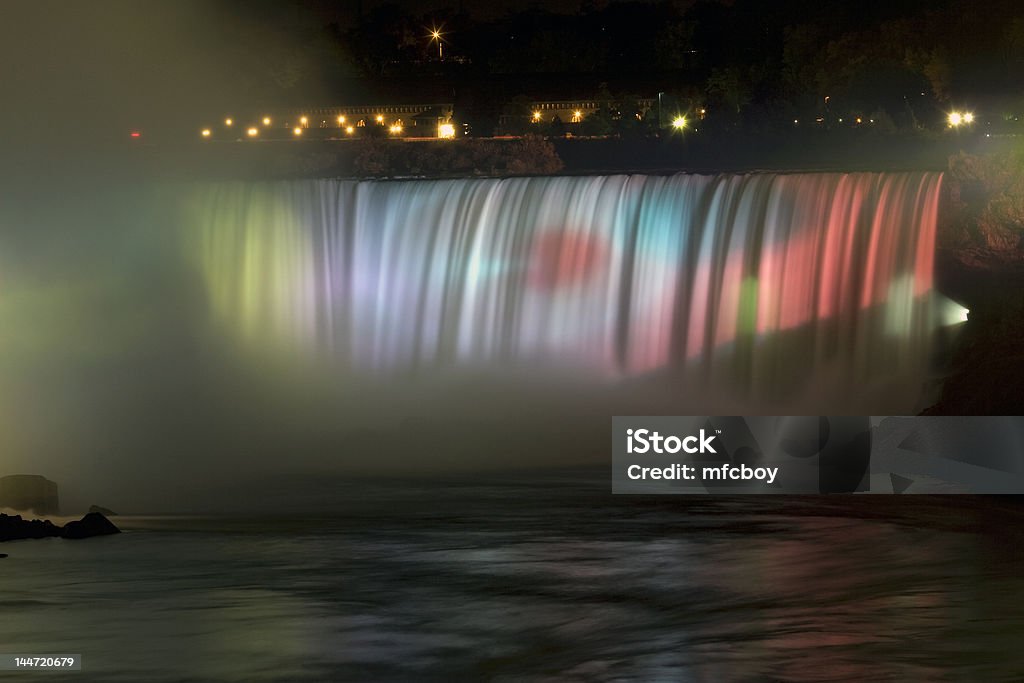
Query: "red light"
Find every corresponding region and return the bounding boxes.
[130,132,141,138]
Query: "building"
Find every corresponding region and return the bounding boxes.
[497,97,657,132]
[214,103,456,140]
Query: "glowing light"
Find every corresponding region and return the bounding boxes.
[262,117,271,126]
[129,131,141,138]
[337,115,345,125]
[671,116,687,130]
[963,112,974,124]
[299,116,308,126]
[247,127,259,137]
[856,117,862,124]
[532,111,542,122]
[948,111,963,127]
[293,127,303,136]
[375,115,384,124]
[389,123,403,134]
[438,123,456,139]
[345,126,355,134]
[935,295,970,326]
[429,27,444,58]
[224,118,233,127]
[201,129,211,137]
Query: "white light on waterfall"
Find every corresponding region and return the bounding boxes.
[933,294,969,327]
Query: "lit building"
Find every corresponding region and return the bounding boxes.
[502,98,656,129]
[240,103,455,139]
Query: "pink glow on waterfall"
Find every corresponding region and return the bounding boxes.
[191,172,943,404]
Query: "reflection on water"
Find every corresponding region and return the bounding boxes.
[1,483,1022,682]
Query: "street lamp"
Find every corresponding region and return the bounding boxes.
[429,27,443,59]
[948,110,975,128]
[672,116,687,130]
[262,117,271,126]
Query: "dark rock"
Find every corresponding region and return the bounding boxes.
[88,505,117,516]
[0,475,60,516]
[60,513,121,540]
[1,512,120,542]
[0,513,61,541]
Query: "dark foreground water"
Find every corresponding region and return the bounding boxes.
[2,481,1023,682]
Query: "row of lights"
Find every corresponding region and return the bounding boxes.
[202,115,455,139]
[529,110,698,129]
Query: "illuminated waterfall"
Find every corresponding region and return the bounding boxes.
[189,173,942,403]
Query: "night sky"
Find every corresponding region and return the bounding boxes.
[4,0,1020,152]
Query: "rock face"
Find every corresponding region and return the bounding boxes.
[0,512,120,542]
[0,513,61,541]
[88,505,117,516]
[61,513,120,540]
[0,475,60,515]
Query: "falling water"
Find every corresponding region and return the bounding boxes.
[187,172,942,409]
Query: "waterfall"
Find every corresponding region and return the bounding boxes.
[188,172,943,407]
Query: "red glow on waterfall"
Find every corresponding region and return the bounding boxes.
[528,229,609,290]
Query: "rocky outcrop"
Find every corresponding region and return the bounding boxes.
[0,475,59,515]
[88,505,117,516]
[61,513,120,540]
[0,512,120,542]
[0,513,62,540]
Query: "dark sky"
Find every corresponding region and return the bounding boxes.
[0,1,564,149]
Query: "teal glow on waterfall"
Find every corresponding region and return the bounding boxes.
[187,172,943,405]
